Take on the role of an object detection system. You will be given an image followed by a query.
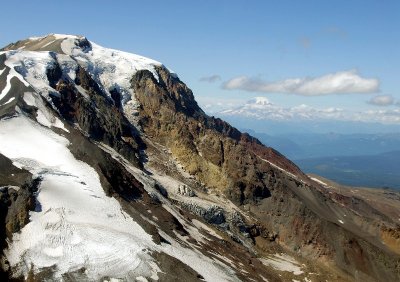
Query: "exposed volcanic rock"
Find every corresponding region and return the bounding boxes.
[132,67,304,205]
[46,64,144,167]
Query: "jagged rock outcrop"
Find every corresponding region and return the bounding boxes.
[132,67,305,205]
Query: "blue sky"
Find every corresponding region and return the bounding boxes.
[1,0,399,123]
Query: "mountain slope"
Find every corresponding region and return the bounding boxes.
[0,34,399,281]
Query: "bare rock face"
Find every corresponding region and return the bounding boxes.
[177,184,195,197]
[47,64,144,167]
[132,67,305,205]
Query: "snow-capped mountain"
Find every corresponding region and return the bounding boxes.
[219,97,344,121]
[0,34,399,281]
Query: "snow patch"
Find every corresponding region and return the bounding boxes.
[1,97,15,105]
[260,253,304,275]
[0,72,14,101]
[41,39,56,48]
[310,177,327,186]
[158,230,239,282]
[260,157,303,184]
[27,35,46,41]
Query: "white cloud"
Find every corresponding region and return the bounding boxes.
[354,108,400,123]
[222,70,379,96]
[367,95,394,106]
[199,74,221,83]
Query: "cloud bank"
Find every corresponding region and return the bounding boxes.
[216,97,400,124]
[222,70,379,96]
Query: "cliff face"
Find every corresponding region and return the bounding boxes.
[0,34,399,281]
[0,154,41,280]
[132,67,305,205]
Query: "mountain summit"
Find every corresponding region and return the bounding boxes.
[0,34,399,281]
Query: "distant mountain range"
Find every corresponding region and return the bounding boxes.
[296,151,400,190]
[245,130,400,159]
[218,96,400,134]
[244,129,400,189]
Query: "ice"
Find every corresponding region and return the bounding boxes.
[56,53,79,82]
[0,116,158,280]
[60,36,162,108]
[3,51,54,99]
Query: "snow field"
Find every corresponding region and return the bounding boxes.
[0,116,158,280]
